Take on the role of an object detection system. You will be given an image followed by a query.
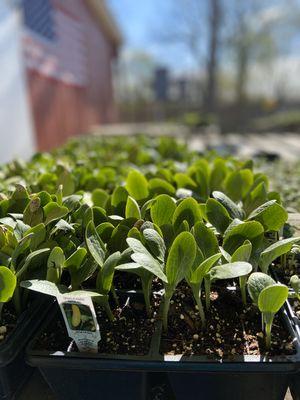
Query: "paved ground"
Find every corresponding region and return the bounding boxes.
[92,122,300,161]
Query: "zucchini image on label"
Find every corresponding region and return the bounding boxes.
[57,294,100,353]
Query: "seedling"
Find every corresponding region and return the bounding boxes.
[204,261,252,310]
[163,231,196,331]
[117,228,167,317]
[290,275,300,301]
[220,240,252,305]
[248,272,288,348]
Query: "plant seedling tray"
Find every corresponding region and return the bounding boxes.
[0,295,51,400]
[26,289,300,400]
[282,297,300,400]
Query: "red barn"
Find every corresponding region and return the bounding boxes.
[21,0,121,151]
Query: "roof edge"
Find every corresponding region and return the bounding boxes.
[85,0,122,49]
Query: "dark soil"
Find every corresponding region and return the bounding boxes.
[0,302,19,342]
[274,256,300,317]
[34,294,160,356]
[33,281,295,359]
[290,298,300,319]
[274,257,300,286]
[114,272,163,293]
[160,283,295,358]
[113,271,142,290]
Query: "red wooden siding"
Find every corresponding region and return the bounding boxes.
[25,0,118,151]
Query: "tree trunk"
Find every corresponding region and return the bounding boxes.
[205,0,221,114]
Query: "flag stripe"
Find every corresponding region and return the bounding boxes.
[22,1,87,86]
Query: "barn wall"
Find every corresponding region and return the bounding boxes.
[25,0,117,151]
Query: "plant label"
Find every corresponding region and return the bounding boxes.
[57,293,101,353]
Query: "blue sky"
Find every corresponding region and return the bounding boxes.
[108,0,300,75]
[108,0,202,72]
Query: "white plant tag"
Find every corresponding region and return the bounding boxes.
[20,280,102,353]
[57,293,101,353]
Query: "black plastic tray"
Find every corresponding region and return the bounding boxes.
[26,288,300,400]
[0,295,51,400]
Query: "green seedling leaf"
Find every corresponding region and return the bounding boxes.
[148,178,176,196]
[92,189,109,208]
[259,237,300,273]
[219,247,232,263]
[290,275,300,297]
[50,219,75,237]
[166,231,196,291]
[93,206,107,226]
[75,257,98,284]
[209,261,252,281]
[96,222,114,242]
[64,247,87,290]
[258,284,288,314]
[8,184,30,213]
[96,251,121,294]
[107,224,130,252]
[247,200,288,232]
[209,158,228,191]
[85,221,106,267]
[10,234,33,269]
[172,198,202,231]
[43,202,69,225]
[163,231,196,330]
[231,240,252,262]
[14,221,30,241]
[64,248,87,270]
[37,191,52,207]
[176,188,193,199]
[23,197,44,226]
[140,199,155,219]
[247,272,275,304]
[111,186,128,207]
[206,198,232,234]
[127,237,167,282]
[62,290,103,299]
[16,248,50,278]
[57,169,76,196]
[174,173,197,189]
[56,185,63,205]
[150,194,176,226]
[20,279,67,297]
[24,223,46,250]
[193,221,219,259]
[190,253,222,284]
[244,182,268,215]
[212,191,244,220]
[223,220,264,255]
[46,247,65,283]
[63,194,82,211]
[116,262,141,272]
[224,169,253,202]
[125,170,149,200]
[143,228,166,262]
[125,196,141,219]
[128,227,143,240]
[268,191,281,204]
[191,168,209,199]
[0,266,16,302]
[20,280,102,299]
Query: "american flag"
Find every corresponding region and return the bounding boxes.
[21,0,87,86]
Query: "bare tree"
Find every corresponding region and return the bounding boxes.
[226,0,300,107]
[155,0,223,113]
[205,0,222,113]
